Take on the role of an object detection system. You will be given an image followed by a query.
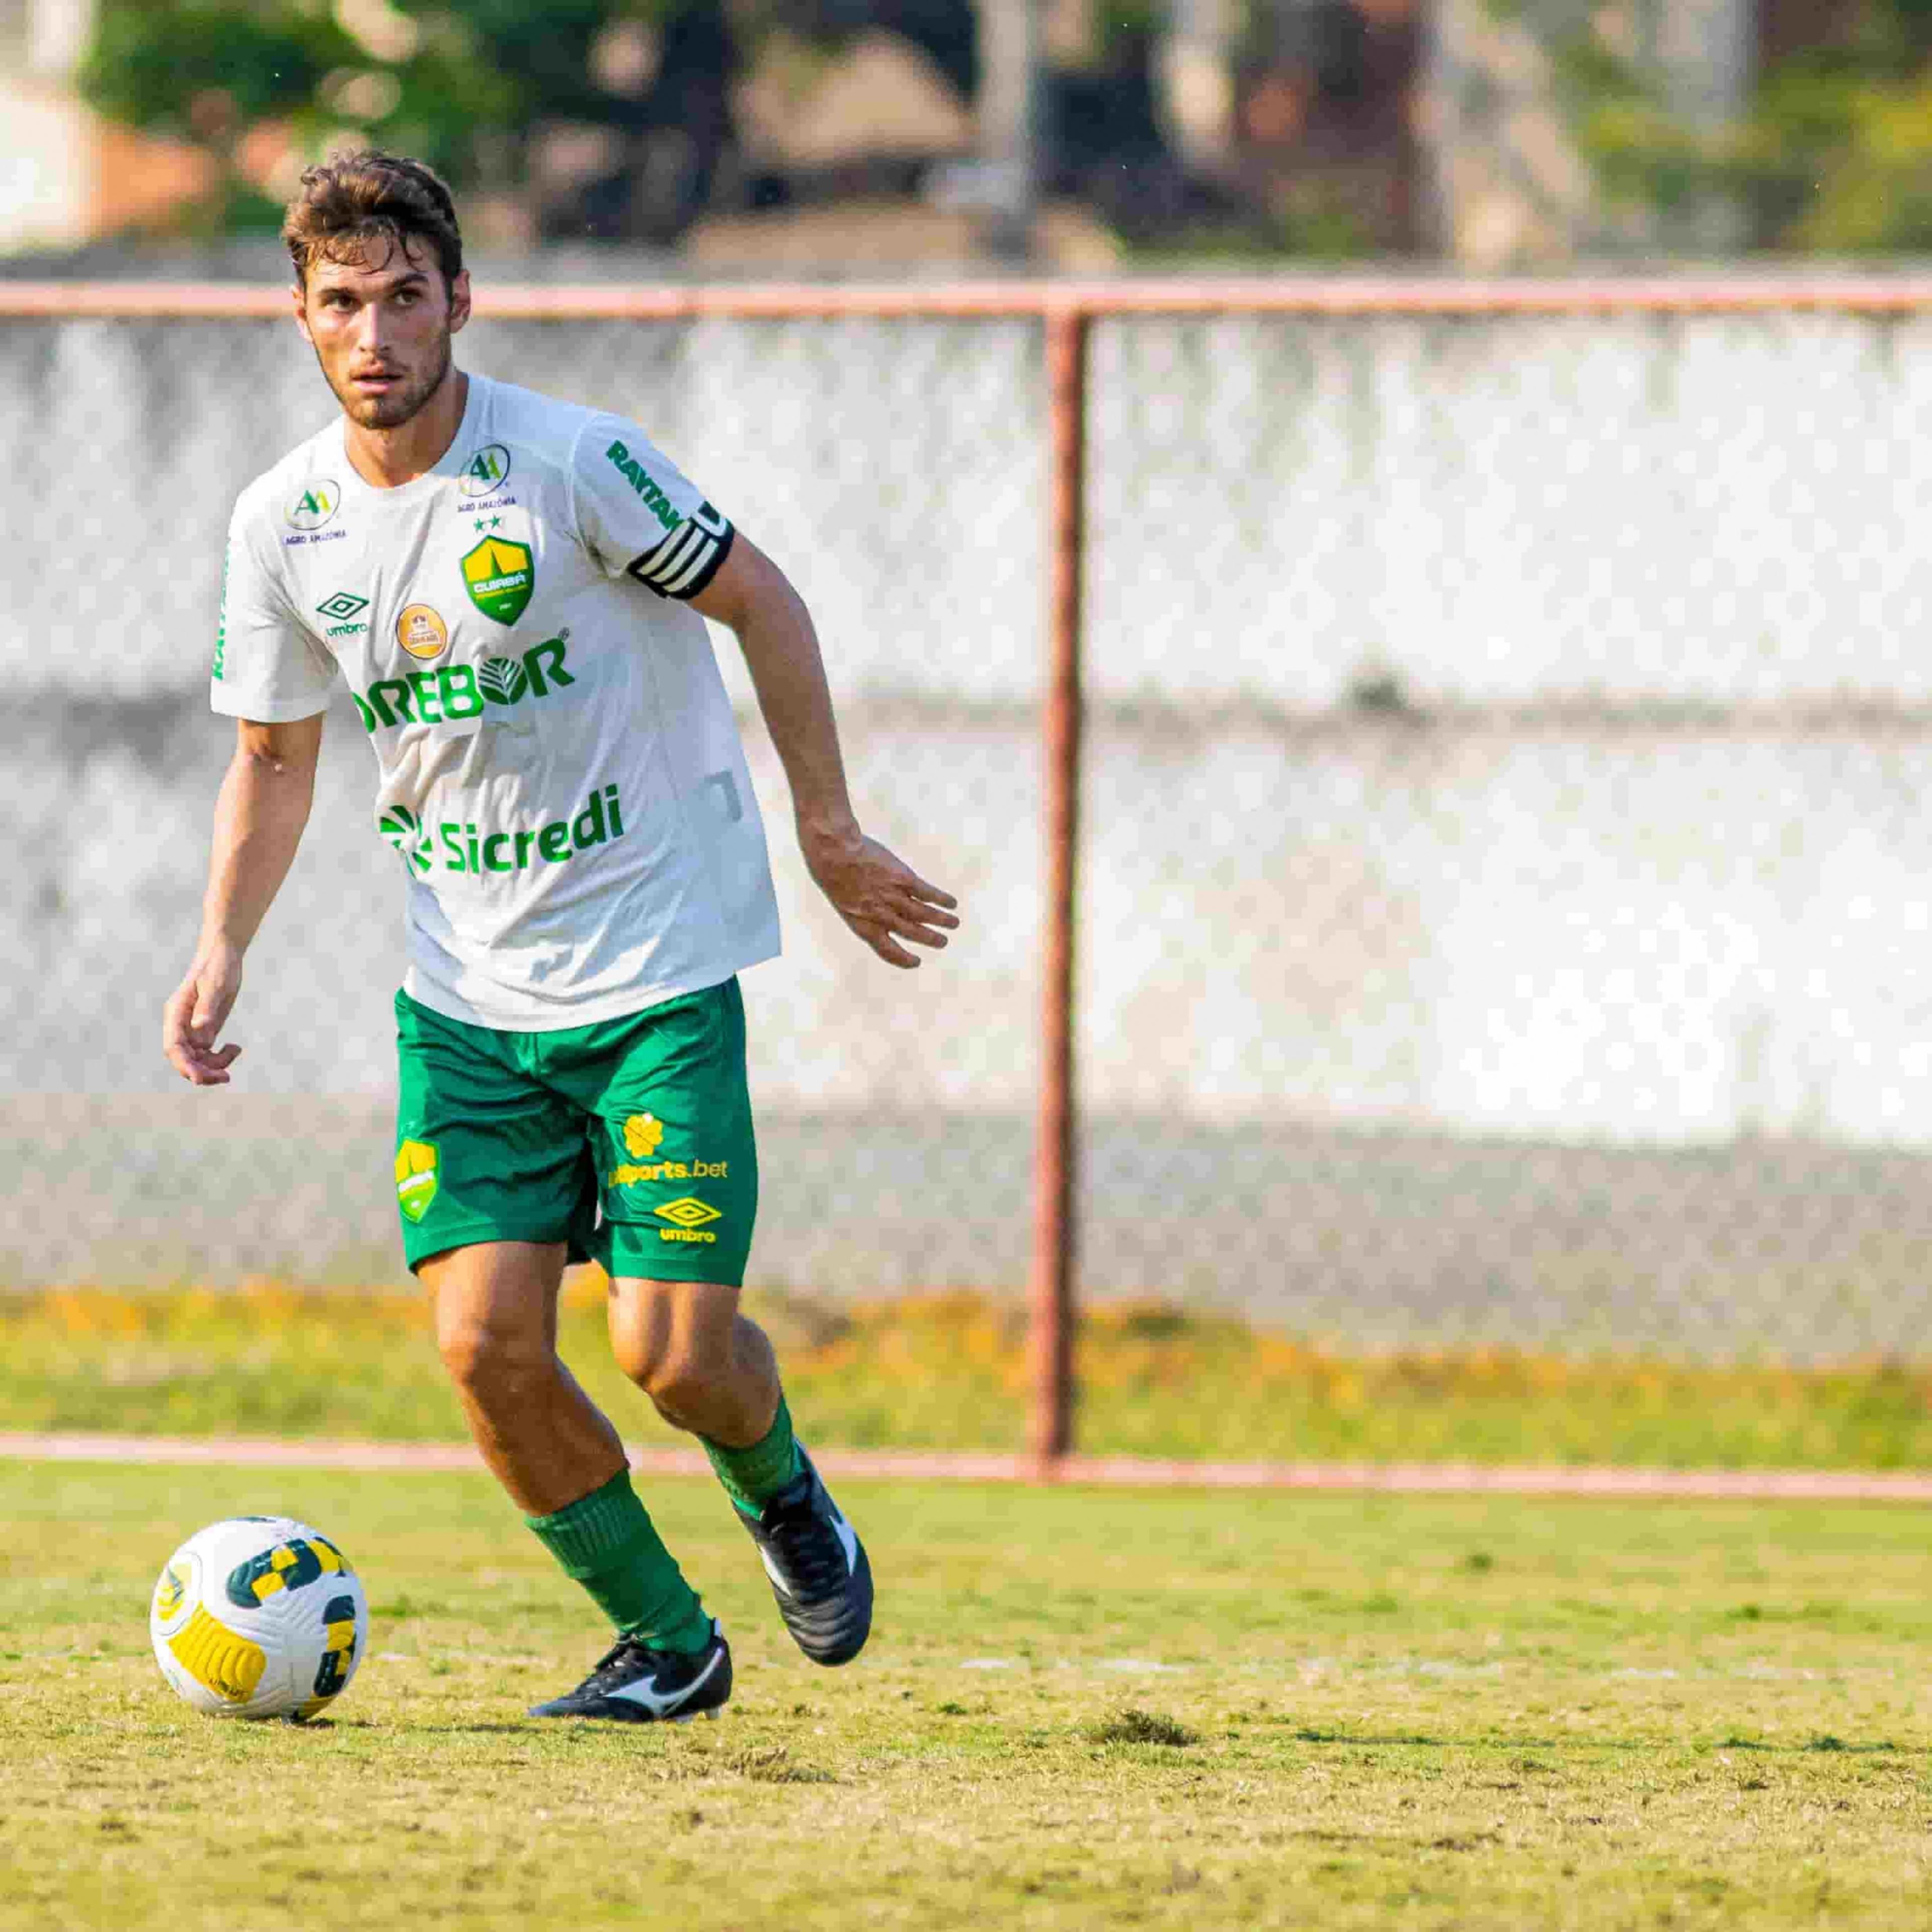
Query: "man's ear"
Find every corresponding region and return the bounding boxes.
[448,269,473,336]
[290,280,313,348]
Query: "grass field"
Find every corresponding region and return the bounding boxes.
[4,1460,1930,1929]
[8,1281,1932,1469]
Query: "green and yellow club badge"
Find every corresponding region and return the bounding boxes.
[461,536,534,625]
[395,1139,440,1223]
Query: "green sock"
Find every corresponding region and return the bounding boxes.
[525,1467,712,1654]
[703,1393,803,1518]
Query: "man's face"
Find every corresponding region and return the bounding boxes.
[293,235,471,431]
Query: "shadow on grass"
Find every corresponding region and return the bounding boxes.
[1715,1732,1901,1755]
[1288,1727,1905,1756]
[406,1722,552,1736]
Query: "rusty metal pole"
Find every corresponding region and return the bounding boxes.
[1029,301,1088,1477]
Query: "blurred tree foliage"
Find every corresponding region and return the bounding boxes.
[1557,0,1932,252]
[76,0,680,225]
[77,0,983,240]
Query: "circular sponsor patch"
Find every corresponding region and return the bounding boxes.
[396,603,449,659]
[459,443,513,498]
[286,480,341,531]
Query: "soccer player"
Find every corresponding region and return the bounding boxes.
[161,151,959,1724]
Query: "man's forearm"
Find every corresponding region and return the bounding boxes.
[703,541,856,837]
[689,533,959,968]
[197,736,317,956]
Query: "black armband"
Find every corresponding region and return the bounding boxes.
[625,502,735,600]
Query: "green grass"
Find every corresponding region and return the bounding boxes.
[6,1281,1932,1468]
[3,1463,1930,1928]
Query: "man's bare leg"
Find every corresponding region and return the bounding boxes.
[420,1239,625,1513]
[608,1274,872,1665]
[605,1277,780,1448]
[422,1239,717,1670]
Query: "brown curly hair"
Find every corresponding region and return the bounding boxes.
[282,150,463,288]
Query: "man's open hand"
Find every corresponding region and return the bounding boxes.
[801,822,959,968]
[163,944,247,1085]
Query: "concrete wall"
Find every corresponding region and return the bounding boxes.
[6,304,1931,1341]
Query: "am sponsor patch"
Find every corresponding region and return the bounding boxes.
[286,480,340,531]
[459,443,512,498]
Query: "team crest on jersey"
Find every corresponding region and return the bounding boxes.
[286,480,340,531]
[458,444,512,498]
[396,603,449,659]
[462,536,535,625]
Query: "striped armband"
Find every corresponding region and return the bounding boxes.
[625,501,735,600]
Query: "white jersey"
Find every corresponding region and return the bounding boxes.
[211,373,781,1032]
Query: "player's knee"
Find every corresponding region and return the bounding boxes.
[437,1316,552,1407]
[622,1336,732,1418]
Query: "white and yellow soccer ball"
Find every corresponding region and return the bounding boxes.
[149,1516,369,1721]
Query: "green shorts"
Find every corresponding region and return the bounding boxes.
[391,978,757,1285]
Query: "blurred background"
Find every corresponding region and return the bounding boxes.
[10,0,1932,1400]
[15,0,1932,273]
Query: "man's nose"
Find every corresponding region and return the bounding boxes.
[353,300,392,355]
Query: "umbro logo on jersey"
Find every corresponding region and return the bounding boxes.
[316,591,370,637]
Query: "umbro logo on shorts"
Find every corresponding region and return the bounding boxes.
[654,1196,722,1244]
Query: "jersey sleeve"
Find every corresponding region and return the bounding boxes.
[209,498,336,720]
[572,415,737,602]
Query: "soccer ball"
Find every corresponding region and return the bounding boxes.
[149,1515,369,1721]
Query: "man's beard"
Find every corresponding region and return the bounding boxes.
[330,332,453,430]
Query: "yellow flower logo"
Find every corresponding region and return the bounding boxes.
[623,1113,664,1158]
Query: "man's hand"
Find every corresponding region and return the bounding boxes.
[802,822,959,969]
[163,713,321,1088]
[163,943,247,1086]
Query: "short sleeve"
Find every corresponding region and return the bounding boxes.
[572,416,736,601]
[209,500,336,720]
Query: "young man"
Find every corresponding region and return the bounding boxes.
[161,152,959,1723]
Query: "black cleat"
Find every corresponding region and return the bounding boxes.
[740,1452,873,1666]
[528,1621,732,1722]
